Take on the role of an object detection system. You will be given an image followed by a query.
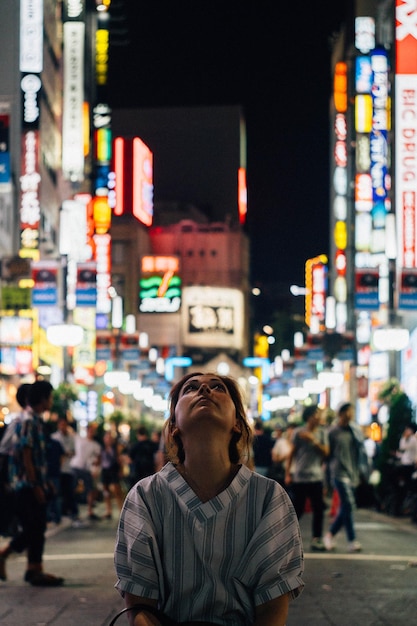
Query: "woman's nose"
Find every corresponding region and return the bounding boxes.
[198,383,211,394]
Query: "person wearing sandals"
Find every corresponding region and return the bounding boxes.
[0,380,64,586]
[114,372,304,625]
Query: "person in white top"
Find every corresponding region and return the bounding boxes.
[114,372,304,626]
[70,422,102,520]
[394,424,417,516]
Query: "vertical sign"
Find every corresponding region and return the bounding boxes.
[19,0,43,258]
[62,0,85,181]
[396,1,417,270]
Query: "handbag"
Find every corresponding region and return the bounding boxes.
[109,604,177,626]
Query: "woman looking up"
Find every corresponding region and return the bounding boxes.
[114,372,304,626]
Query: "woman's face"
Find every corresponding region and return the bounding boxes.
[173,374,238,436]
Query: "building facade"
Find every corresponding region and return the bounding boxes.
[328,0,417,420]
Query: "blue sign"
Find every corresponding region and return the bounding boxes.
[165,356,193,382]
[242,357,270,384]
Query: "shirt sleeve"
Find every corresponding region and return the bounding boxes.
[235,483,304,605]
[114,482,162,600]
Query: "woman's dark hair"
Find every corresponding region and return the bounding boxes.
[164,372,253,465]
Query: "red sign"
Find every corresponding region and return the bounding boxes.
[396,1,417,74]
[113,136,154,227]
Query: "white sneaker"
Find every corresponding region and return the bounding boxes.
[348,540,362,553]
[323,532,335,551]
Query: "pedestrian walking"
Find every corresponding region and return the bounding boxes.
[70,422,102,521]
[393,424,417,516]
[45,422,65,525]
[266,426,289,486]
[252,420,274,476]
[0,380,64,585]
[114,372,304,625]
[285,405,329,552]
[51,415,78,520]
[127,426,158,487]
[324,402,365,553]
[101,431,125,519]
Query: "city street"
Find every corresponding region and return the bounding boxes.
[1,503,417,625]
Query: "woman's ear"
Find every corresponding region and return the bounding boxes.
[232,422,241,434]
[171,426,180,437]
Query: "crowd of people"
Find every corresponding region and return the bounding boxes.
[252,402,368,553]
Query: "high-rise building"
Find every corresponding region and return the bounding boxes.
[328,0,417,419]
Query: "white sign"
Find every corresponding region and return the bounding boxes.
[62,21,85,182]
[21,74,41,125]
[395,75,417,268]
[181,286,244,350]
[20,0,43,73]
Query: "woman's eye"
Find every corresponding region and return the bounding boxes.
[212,383,226,392]
[182,383,197,393]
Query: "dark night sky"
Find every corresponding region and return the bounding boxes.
[107,0,347,290]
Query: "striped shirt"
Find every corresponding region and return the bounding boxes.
[114,462,304,625]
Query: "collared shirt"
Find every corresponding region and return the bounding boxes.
[9,412,48,490]
[115,462,304,625]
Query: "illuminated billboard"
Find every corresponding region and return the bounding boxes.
[139,256,181,313]
[305,255,328,331]
[0,312,34,375]
[31,260,59,306]
[181,286,244,350]
[113,136,154,226]
[62,2,85,182]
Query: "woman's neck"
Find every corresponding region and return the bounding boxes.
[177,454,239,502]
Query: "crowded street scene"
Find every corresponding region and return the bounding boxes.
[2,0,417,624]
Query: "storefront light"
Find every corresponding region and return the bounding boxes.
[288,387,309,401]
[264,396,295,411]
[46,323,84,347]
[118,380,141,395]
[103,370,129,388]
[133,386,154,402]
[303,379,326,395]
[318,371,344,388]
[373,327,410,352]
